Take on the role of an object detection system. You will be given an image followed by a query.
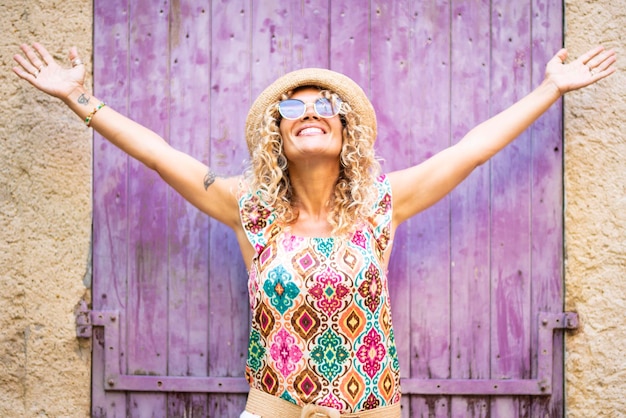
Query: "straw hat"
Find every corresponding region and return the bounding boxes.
[245,68,377,154]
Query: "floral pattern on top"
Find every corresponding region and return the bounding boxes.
[238,175,401,413]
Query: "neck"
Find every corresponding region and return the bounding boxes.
[288,161,340,220]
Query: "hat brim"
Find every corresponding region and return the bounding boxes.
[245,68,377,154]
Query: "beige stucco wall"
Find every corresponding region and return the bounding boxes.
[0,1,93,417]
[563,1,626,417]
[0,1,623,417]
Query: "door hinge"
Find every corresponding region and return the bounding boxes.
[75,300,92,338]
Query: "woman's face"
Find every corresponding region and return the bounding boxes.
[278,87,344,165]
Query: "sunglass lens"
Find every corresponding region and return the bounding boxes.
[278,99,304,119]
[314,98,335,117]
[318,98,343,117]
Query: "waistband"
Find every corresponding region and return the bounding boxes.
[245,387,401,418]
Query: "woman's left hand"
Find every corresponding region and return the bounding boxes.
[546,46,616,95]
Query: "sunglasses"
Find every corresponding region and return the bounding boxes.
[278,97,342,120]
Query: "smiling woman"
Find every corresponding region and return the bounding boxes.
[244,72,383,241]
[277,89,347,226]
[11,38,616,416]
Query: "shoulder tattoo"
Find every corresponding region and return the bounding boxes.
[203,169,217,190]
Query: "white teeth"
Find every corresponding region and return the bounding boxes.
[298,127,324,136]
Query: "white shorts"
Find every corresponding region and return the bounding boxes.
[240,412,261,418]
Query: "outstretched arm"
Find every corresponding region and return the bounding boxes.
[390,46,617,226]
[13,42,242,230]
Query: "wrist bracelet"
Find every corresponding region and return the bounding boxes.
[85,102,106,127]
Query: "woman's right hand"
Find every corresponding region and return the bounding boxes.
[13,42,86,101]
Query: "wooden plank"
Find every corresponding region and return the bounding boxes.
[208,0,252,415]
[369,1,413,416]
[125,0,170,415]
[406,1,452,416]
[250,1,329,98]
[329,0,370,90]
[250,0,294,85]
[489,0,533,416]
[92,0,130,416]
[529,0,564,416]
[291,0,330,69]
[166,0,211,416]
[448,0,491,416]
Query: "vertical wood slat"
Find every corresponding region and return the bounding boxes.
[490,1,533,417]
[291,0,330,69]
[250,0,293,86]
[529,0,565,416]
[208,0,251,416]
[92,0,130,416]
[449,0,491,417]
[407,1,453,416]
[166,0,211,416]
[250,0,330,99]
[329,0,370,89]
[126,0,171,416]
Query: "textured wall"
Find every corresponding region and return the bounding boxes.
[0,1,623,417]
[0,1,93,417]
[563,1,626,417]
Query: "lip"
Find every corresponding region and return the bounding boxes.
[295,123,327,136]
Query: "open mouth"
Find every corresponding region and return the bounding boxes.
[297,127,326,136]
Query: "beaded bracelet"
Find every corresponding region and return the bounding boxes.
[85,102,106,127]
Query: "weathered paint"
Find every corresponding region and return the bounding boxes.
[448,0,491,416]
[92,0,131,416]
[92,1,563,417]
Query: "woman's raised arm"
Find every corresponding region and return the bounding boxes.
[390,45,616,226]
[13,42,242,230]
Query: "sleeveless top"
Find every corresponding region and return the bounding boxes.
[238,174,401,413]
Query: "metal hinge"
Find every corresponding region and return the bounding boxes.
[76,305,578,396]
[75,300,93,338]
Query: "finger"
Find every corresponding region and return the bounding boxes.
[12,65,38,84]
[32,42,55,66]
[580,45,605,65]
[13,51,40,76]
[594,53,617,75]
[69,46,79,61]
[597,50,617,67]
[586,50,616,76]
[20,43,46,74]
[554,48,568,63]
[591,65,616,82]
[67,46,85,68]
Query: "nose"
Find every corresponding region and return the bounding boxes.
[301,102,319,120]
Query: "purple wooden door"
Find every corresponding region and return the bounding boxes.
[91,1,566,417]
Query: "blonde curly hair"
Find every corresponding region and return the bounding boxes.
[243,88,381,237]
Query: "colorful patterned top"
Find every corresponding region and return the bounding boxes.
[238,174,401,413]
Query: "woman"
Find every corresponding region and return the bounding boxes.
[13,43,615,417]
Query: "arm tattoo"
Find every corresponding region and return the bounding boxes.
[77,93,91,105]
[203,169,217,190]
